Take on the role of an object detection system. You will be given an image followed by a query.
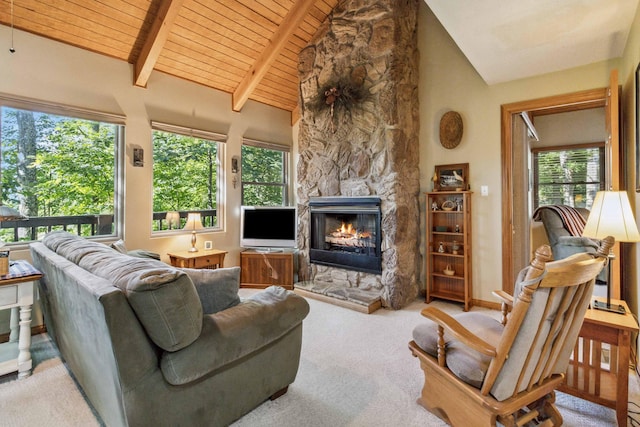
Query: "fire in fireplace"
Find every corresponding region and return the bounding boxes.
[309,196,382,274]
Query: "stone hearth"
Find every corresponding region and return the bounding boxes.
[295,0,420,310]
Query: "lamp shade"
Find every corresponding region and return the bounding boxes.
[165,211,180,229]
[582,191,640,242]
[183,212,204,231]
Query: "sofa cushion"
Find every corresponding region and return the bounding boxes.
[42,232,203,352]
[412,312,504,389]
[181,267,241,314]
[160,286,310,385]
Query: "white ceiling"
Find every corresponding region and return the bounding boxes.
[424,0,640,84]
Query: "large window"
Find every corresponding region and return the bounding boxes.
[532,143,605,210]
[241,139,289,206]
[151,123,225,232]
[0,98,123,244]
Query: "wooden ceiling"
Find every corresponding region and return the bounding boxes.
[0,0,338,121]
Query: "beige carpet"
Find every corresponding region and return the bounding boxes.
[0,335,99,426]
[0,292,637,426]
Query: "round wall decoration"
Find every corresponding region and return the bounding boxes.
[439,111,463,149]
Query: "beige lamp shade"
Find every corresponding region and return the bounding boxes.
[183,213,204,231]
[165,211,180,229]
[582,191,640,242]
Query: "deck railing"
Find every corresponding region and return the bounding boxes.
[0,209,217,243]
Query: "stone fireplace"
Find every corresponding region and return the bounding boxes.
[295,0,420,310]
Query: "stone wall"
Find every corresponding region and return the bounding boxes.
[296,0,420,309]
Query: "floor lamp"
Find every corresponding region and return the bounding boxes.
[582,191,640,314]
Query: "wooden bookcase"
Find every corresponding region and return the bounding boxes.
[425,191,472,311]
[240,250,295,290]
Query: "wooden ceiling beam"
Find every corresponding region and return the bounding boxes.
[232,0,316,112]
[134,0,185,88]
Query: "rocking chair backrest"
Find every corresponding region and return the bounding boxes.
[483,236,613,401]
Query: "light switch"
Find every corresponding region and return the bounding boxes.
[481,185,489,196]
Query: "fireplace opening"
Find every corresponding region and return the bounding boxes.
[309,197,382,274]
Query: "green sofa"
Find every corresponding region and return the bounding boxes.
[30,231,310,426]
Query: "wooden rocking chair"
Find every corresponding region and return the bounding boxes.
[409,236,613,426]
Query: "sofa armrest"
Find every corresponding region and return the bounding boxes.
[160,286,310,385]
[181,267,241,314]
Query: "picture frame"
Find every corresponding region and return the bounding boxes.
[204,241,213,250]
[636,62,640,192]
[434,163,469,191]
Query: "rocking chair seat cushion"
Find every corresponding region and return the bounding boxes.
[412,312,504,388]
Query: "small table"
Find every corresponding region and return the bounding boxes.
[168,249,227,270]
[0,260,43,379]
[559,297,639,427]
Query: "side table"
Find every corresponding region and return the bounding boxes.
[0,260,43,379]
[558,297,639,427]
[168,249,227,270]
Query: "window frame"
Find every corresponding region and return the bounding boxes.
[241,138,290,207]
[150,121,227,234]
[531,142,606,210]
[0,93,125,246]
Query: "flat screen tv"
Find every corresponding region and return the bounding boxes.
[240,206,297,249]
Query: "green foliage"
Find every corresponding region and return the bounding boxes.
[241,145,285,206]
[152,131,218,213]
[1,108,116,216]
[535,147,603,209]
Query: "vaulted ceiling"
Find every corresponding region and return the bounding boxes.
[0,0,338,122]
[1,0,637,124]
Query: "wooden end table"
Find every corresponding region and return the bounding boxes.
[559,297,639,426]
[0,260,43,379]
[168,249,227,270]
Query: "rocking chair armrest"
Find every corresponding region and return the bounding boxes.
[420,307,497,358]
[492,290,513,306]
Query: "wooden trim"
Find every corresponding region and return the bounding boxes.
[501,87,608,296]
[232,0,316,112]
[134,0,185,88]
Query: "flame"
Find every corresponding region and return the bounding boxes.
[339,222,356,235]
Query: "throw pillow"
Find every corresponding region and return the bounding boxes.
[181,267,241,314]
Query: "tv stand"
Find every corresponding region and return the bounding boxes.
[240,249,296,290]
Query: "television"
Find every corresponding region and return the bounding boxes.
[240,206,297,249]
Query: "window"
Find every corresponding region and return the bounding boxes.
[241,139,289,206]
[0,97,123,244]
[532,143,605,210]
[151,123,225,232]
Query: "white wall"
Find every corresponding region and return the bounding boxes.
[417,2,619,303]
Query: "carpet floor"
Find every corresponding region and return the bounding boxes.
[0,290,638,426]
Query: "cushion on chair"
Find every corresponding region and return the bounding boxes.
[412,312,504,388]
[181,266,241,314]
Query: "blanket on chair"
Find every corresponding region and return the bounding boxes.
[532,205,586,237]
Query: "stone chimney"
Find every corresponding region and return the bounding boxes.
[296,0,420,309]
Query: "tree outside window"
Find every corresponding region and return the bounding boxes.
[532,143,605,210]
[241,139,289,206]
[0,105,121,243]
[151,125,223,231]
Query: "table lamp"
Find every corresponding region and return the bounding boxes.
[165,211,180,230]
[582,191,640,314]
[183,212,204,252]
